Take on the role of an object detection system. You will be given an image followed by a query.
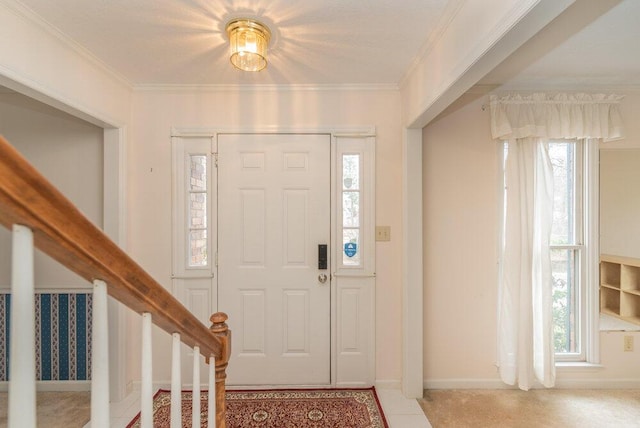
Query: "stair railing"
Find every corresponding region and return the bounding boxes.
[0,135,230,427]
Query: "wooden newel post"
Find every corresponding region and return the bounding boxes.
[210,312,231,428]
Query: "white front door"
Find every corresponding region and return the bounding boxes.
[217,133,331,386]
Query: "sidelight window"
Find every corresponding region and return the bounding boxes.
[341,154,361,267]
[188,155,208,267]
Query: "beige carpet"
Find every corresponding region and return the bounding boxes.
[419,389,640,428]
[0,391,90,428]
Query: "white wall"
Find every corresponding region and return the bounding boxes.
[127,88,404,385]
[600,150,640,259]
[599,91,640,260]
[422,91,640,388]
[422,93,500,384]
[0,1,132,127]
[0,91,103,289]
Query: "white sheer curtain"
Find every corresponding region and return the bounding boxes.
[491,93,624,390]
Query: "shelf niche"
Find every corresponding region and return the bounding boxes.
[601,255,640,325]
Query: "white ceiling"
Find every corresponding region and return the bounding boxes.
[16,0,450,86]
[481,0,640,89]
[12,0,640,90]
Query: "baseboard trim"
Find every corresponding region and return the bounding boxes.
[128,380,368,392]
[554,379,640,389]
[424,379,509,390]
[374,379,402,390]
[0,380,91,392]
[336,381,372,388]
[424,378,640,390]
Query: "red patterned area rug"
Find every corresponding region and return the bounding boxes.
[127,388,389,427]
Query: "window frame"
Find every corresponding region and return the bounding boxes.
[584,138,601,365]
[334,138,376,277]
[171,137,216,279]
[549,139,586,361]
[339,153,364,269]
[186,154,209,269]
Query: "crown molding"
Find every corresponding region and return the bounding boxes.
[0,0,132,90]
[399,0,466,89]
[170,125,376,138]
[132,83,399,92]
[483,83,640,94]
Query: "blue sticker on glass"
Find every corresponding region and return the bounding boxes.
[344,242,357,258]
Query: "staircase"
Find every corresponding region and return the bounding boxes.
[0,135,231,427]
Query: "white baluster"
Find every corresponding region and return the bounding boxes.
[192,346,201,427]
[91,279,110,428]
[8,225,36,428]
[171,333,182,428]
[207,356,216,428]
[141,313,153,428]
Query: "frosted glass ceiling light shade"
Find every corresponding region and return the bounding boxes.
[226,19,271,72]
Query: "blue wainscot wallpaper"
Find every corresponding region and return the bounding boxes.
[0,293,92,381]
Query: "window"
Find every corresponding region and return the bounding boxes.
[188,155,208,267]
[335,136,375,277]
[501,139,596,363]
[549,141,585,360]
[172,137,215,279]
[341,154,361,266]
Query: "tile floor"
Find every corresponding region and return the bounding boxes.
[101,387,432,427]
[376,388,433,428]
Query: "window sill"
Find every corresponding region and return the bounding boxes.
[600,313,640,332]
[555,362,604,372]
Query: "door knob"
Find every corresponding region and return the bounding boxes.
[318,273,328,284]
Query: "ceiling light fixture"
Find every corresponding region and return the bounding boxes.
[226,18,271,72]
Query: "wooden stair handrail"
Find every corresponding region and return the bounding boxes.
[0,135,225,360]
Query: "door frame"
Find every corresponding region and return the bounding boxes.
[171,126,376,388]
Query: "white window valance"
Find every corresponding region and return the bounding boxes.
[490,93,624,141]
